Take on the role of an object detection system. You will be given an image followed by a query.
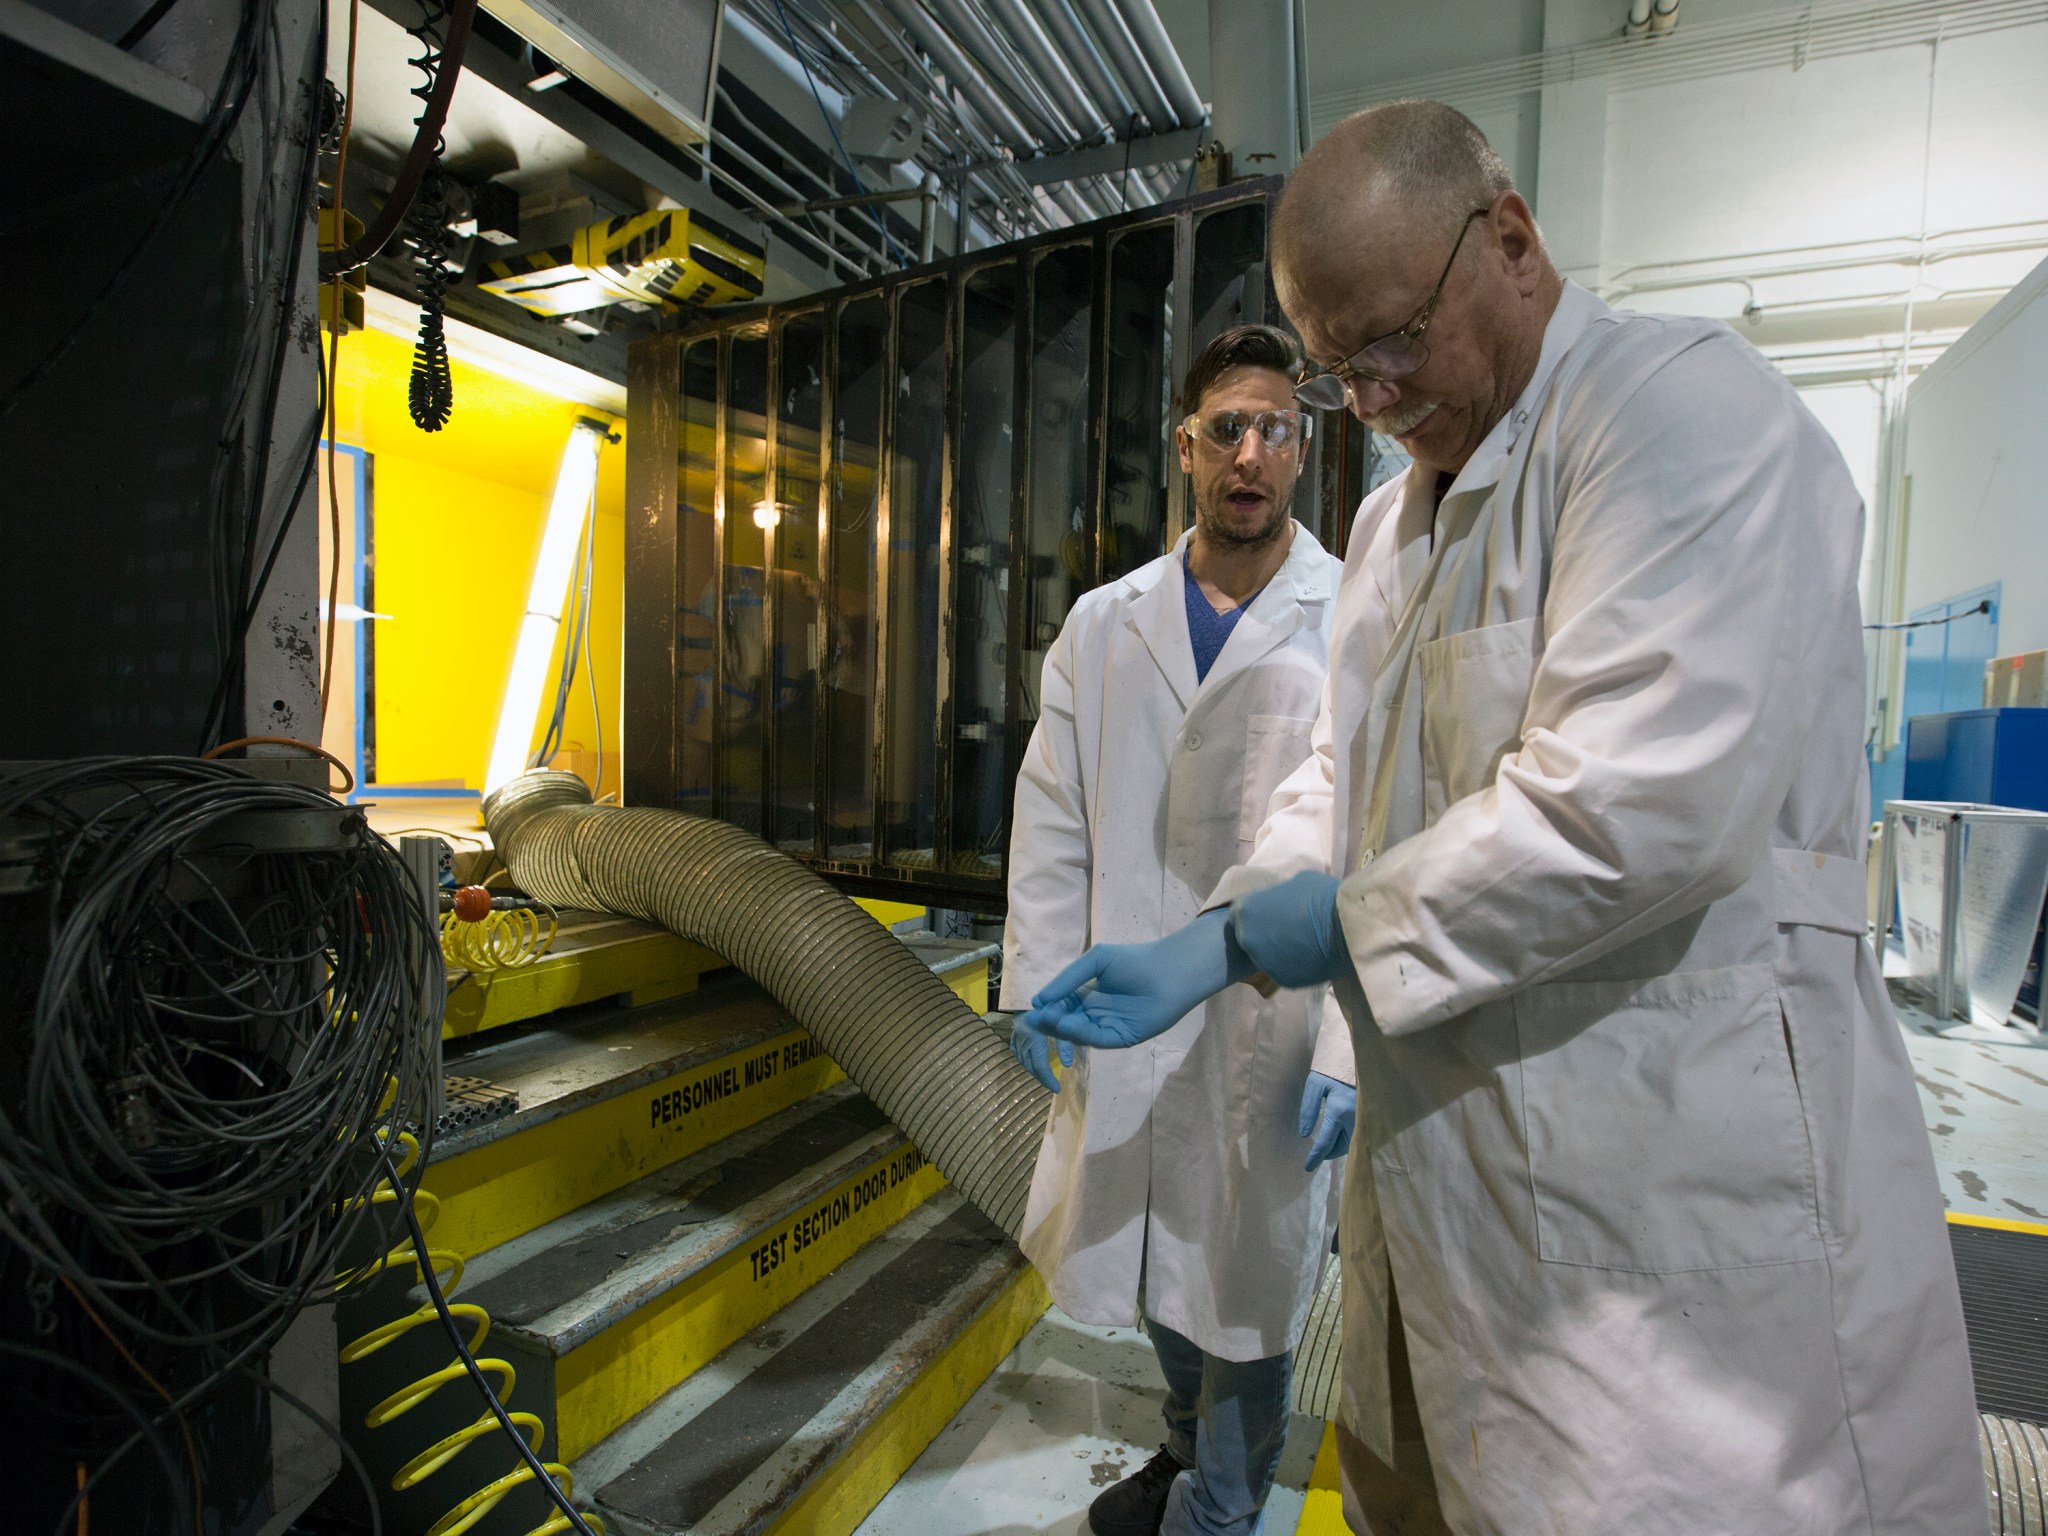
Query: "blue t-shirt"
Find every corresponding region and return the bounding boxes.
[1182,552,1258,683]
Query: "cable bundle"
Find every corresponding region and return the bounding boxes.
[0,757,441,1532]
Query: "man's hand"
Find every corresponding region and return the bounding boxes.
[1230,871,1350,988]
[1297,1070,1356,1172]
[1017,908,1252,1050]
[1007,1014,1074,1092]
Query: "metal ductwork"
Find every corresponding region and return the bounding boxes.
[482,771,1049,1235]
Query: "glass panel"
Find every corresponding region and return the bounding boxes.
[721,330,769,835]
[676,340,718,811]
[951,264,1017,879]
[1020,244,1092,734]
[1102,223,1174,581]
[826,297,886,860]
[882,280,948,869]
[772,313,825,852]
[1190,202,1268,355]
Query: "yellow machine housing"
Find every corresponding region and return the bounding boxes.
[480,208,766,318]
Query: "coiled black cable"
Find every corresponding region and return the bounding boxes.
[406,166,456,432]
[402,0,456,432]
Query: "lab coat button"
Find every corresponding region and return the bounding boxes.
[1184,733,1203,751]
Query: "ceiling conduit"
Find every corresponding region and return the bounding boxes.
[880,0,1043,152]
[1039,0,1142,127]
[1112,0,1207,130]
[924,0,1079,146]
[983,0,1115,144]
[1070,0,1180,131]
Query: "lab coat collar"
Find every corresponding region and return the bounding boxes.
[1442,280,1610,500]
[1367,281,1611,615]
[1123,522,1334,714]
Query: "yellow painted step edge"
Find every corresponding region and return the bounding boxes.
[557,1153,950,1461]
[424,1030,843,1259]
[1295,1422,1347,1536]
[1947,1210,2048,1238]
[765,1262,1053,1536]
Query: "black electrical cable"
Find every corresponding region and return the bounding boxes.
[1864,599,1993,631]
[769,0,905,266]
[0,0,271,422]
[381,1141,602,1536]
[0,1342,194,1534]
[399,1,457,430]
[0,758,440,1530]
[118,0,185,50]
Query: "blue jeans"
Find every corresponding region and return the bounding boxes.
[1144,1318,1294,1536]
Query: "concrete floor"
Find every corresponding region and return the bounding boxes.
[1895,988,2048,1225]
[854,1309,1323,1536]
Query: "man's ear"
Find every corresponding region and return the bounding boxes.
[1175,425,1194,476]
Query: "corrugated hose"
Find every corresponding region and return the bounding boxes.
[480,770,1049,1236]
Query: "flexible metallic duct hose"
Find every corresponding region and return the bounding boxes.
[481,771,1049,1235]
[1984,1414,2048,1534]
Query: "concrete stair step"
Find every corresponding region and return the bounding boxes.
[455,1081,949,1462]
[581,1189,1047,1536]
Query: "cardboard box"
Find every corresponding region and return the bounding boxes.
[1985,650,2048,708]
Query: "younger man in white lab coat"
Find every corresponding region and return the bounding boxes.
[1002,325,1356,1536]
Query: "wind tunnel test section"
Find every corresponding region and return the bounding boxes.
[622,180,1376,911]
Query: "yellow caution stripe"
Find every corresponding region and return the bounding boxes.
[556,1146,950,1459]
[764,1263,1052,1536]
[423,1028,842,1260]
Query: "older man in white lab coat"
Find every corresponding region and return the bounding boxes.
[1003,324,1356,1536]
[1021,103,1986,1536]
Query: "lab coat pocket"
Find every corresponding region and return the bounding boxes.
[1513,963,1822,1272]
[1239,714,1316,842]
[1416,618,1536,824]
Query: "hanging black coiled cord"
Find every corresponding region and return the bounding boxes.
[406,166,456,431]
[402,0,456,431]
[0,757,440,1533]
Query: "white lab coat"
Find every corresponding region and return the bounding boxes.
[1004,526,1355,1362]
[1210,284,1986,1533]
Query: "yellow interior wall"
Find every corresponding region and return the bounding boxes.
[325,323,623,793]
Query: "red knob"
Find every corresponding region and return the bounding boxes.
[451,885,493,923]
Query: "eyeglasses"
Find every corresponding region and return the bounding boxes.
[1293,208,1491,412]
[1180,408,1312,454]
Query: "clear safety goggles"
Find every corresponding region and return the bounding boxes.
[1179,408,1312,454]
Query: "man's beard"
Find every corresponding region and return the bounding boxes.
[1370,394,1440,437]
[1193,484,1294,550]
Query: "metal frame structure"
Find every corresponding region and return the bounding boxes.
[624,178,1365,910]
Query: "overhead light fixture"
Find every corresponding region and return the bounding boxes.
[484,417,610,794]
[751,500,778,530]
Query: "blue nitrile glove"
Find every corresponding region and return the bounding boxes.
[1008,1013,1073,1092]
[1018,908,1254,1050]
[1229,871,1349,988]
[1297,1071,1356,1172]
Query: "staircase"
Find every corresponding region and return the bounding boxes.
[336,914,1048,1536]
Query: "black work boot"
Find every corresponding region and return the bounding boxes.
[1088,1444,1189,1536]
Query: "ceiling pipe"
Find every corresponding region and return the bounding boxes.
[880,0,1042,152]
[922,0,1078,146]
[1069,0,1179,131]
[1111,0,1206,130]
[1039,0,1141,129]
[983,0,1115,145]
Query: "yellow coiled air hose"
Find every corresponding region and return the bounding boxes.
[440,886,558,973]
[339,1124,603,1536]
